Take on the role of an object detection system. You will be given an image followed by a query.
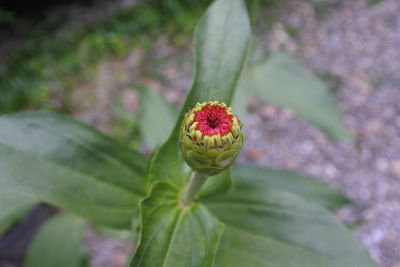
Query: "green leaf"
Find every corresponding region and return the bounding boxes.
[198,169,232,199]
[0,111,147,194]
[0,111,148,228]
[203,186,377,266]
[0,145,137,228]
[246,53,351,140]
[233,164,350,210]
[24,213,86,267]
[0,189,36,235]
[139,88,177,150]
[148,0,251,187]
[145,145,190,191]
[186,0,251,112]
[0,190,36,220]
[130,183,224,267]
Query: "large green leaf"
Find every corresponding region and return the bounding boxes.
[147,0,251,188]
[0,112,148,228]
[0,145,137,228]
[186,0,251,112]
[203,184,377,266]
[139,88,177,150]
[246,53,350,140]
[130,183,224,267]
[0,112,147,194]
[24,213,86,267]
[233,165,350,210]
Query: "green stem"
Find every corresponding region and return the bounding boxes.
[182,172,208,205]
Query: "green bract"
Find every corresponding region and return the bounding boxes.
[179,101,244,176]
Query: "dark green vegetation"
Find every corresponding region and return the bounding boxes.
[0,0,377,266]
[0,0,210,113]
[0,0,287,114]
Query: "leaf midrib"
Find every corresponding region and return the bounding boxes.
[162,208,186,267]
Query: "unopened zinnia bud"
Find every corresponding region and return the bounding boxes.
[179,101,244,176]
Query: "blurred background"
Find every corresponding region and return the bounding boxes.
[0,0,399,266]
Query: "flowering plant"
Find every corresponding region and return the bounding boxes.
[0,0,376,266]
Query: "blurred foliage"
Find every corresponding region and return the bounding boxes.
[0,0,208,114]
[138,87,177,150]
[109,92,142,149]
[367,0,385,6]
[23,213,87,267]
[0,188,37,236]
[0,8,16,25]
[242,52,351,140]
[0,0,286,114]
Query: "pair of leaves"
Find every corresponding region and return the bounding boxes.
[131,183,224,267]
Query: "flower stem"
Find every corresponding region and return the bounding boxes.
[182,172,208,205]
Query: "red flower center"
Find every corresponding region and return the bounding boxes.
[193,104,233,137]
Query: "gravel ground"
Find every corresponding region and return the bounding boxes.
[244,0,400,266]
[71,0,400,266]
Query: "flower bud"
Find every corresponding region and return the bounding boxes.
[179,101,244,176]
